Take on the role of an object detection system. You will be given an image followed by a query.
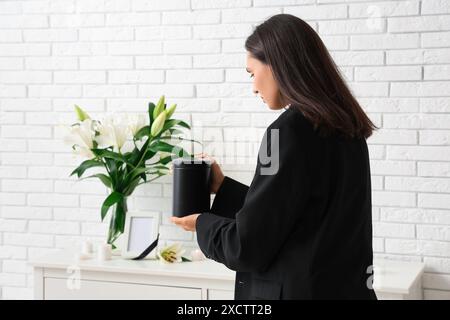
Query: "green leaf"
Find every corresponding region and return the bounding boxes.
[92,149,129,165]
[181,257,192,262]
[175,120,191,129]
[79,173,111,189]
[70,159,103,178]
[134,125,150,140]
[148,102,156,124]
[101,191,124,222]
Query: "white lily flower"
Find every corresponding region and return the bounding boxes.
[128,114,147,137]
[63,119,96,159]
[95,115,130,152]
[157,243,186,264]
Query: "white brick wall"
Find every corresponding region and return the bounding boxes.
[0,0,450,300]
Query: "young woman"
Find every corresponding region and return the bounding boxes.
[171,14,378,300]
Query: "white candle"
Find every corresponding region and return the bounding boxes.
[97,243,112,261]
[81,239,93,254]
[191,249,206,261]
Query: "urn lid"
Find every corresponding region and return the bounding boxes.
[172,157,212,169]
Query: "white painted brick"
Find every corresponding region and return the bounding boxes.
[422,0,450,15]
[351,33,418,50]
[192,0,251,9]
[52,43,107,56]
[0,139,26,152]
[166,69,223,83]
[0,112,24,124]
[109,70,164,84]
[79,27,133,41]
[0,30,22,42]
[0,246,27,259]
[384,114,450,129]
[108,41,162,55]
[222,39,247,53]
[25,57,77,70]
[418,162,450,177]
[420,130,450,145]
[133,0,189,11]
[0,57,23,70]
[192,113,250,127]
[0,43,50,56]
[0,85,25,98]
[0,1,22,14]
[331,51,384,66]
[0,219,27,232]
[0,99,52,111]
[355,66,421,81]
[1,152,53,166]
[50,13,105,27]
[2,261,29,274]
[368,129,416,145]
[0,273,27,287]
[424,257,450,274]
[54,208,100,222]
[388,15,450,33]
[136,55,191,69]
[193,24,252,39]
[321,35,349,50]
[22,0,75,14]
[1,125,52,138]
[386,176,450,193]
[391,82,450,97]
[28,85,82,98]
[29,221,80,235]
[372,191,416,207]
[285,4,347,20]
[2,179,53,193]
[162,10,220,25]
[54,98,104,112]
[136,26,192,40]
[0,71,52,84]
[4,233,53,248]
[164,40,220,54]
[0,166,27,179]
[387,146,450,161]
[193,53,245,68]
[83,85,137,97]
[419,193,450,209]
[0,194,26,206]
[138,84,194,97]
[197,83,253,97]
[77,0,131,12]
[349,1,419,18]
[319,19,386,35]
[54,180,107,195]
[424,65,450,80]
[386,48,450,65]
[381,207,450,225]
[79,56,133,70]
[2,287,33,300]
[54,71,106,84]
[420,98,450,113]
[417,225,450,242]
[422,31,450,48]
[222,8,281,23]
[370,160,415,176]
[349,82,389,97]
[23,29,78,42]
[27,193,79,207]
[373,222,415,239]
[0,15,48,28]
[373,237,384,253]
[106,12,161,26]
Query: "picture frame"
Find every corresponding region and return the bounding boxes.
[122,211,160,260]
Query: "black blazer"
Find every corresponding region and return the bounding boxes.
[196,106,377,300]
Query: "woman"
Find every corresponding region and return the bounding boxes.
[171,14,378,300]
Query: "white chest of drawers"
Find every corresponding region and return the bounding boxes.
[29,251,424,300]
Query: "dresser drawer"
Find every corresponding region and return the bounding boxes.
[44,277,202,300]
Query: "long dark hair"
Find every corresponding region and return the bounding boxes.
[245,14,377,139]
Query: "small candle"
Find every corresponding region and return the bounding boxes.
[81,239,93,254]
[97,243,112,261]
[75,252,90,261]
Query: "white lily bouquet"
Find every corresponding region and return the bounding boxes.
[64,96,196,249]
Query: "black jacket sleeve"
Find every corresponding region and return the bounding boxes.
[196,121,311,273]
[210,176,249,219]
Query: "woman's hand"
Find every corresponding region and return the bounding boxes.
[170,214,201,232]
[196,153,224,194]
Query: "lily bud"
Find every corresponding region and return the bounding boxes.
[153,95,165,120]
[74,105,90,121]
[151,110,167,136]
[166,103,177,119]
